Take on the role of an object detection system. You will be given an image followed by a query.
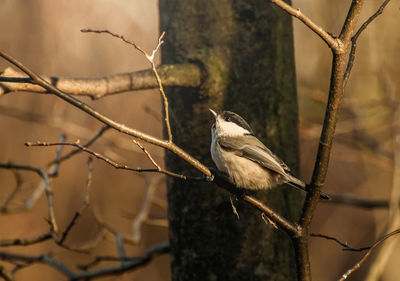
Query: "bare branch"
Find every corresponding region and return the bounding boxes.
[131,177,164,243]
[311,233,370,251]
[364,91,400,280]
[75,242,170,278]
[132,140,185,178]
[0,266,14,281]
[81,29,173,141]
[268,0,341,51]
[57,157,92,245]
[0,163,58,233]
[324,193,389,209]
[26,140,187,179]
[339,229,400,281]
[47,126,110,167]
[0,49,212,178]
[0,232,52,247]
[0,171,23,212]
[0,64,201,98]
[343,0,392,85]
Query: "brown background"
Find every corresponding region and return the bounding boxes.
[0,0,399,280]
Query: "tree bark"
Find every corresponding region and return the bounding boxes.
[159,1,300,280]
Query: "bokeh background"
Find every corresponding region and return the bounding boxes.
[0,0,399,280]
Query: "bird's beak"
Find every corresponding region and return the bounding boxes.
[209,108,217,118]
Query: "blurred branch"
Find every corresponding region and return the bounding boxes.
[76,242,170,277]
[364,98,400,281]
[0,104,158,158]
[131,177,164,243]
[324,193,390,209]
[47,126,110,167]
[90,177,165,245]
[0,242,170,280]
[0,157,94,253]
[0,63,201,99]
[0,163,58,233]
[0,266,14,281]
[0,171,23,212]
[57,157,93,246]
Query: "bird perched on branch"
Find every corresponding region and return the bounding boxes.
[210,109,328,199]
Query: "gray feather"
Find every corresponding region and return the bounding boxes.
[218,135,291,177]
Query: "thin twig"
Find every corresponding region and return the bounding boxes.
[1,171,23,212]
[81,29,173,142]
[324,193,389,209]
[268,0,341,51]
[47,126,110,167]
[343,0,391,86]
[39,168,58,234]
[0,232,52,247]
[339,229,400,281]
[131,177,163,243]
[0,163,58,233]
[311,233,370,251]
[57,157,92,245]
[132,140,184,178]
[26,140,187,179]
[0,49,212,178]
[0,242,170,280]
[77,242,170,273]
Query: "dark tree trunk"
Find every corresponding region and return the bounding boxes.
[160,1,300,280]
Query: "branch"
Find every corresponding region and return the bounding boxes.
[0,157,94,252]
[0,49,212,178]
[268,0,341,51]
[211,170,300,237]
[26,140,188,179]
[343,0,391,85]
[0,163,58,233]
[339,229,400,281]
[57,157,93,245]
[0,64,201,98]
[0,242,170,280]
[324,193,390,209]
[80,29,173,141]
[311,233,370,251]
[300,0,365,228]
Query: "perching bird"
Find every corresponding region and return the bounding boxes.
[210,109,328,199]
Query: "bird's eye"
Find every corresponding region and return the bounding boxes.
[224,117,231,122]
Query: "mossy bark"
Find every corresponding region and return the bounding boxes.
[159,1,300,280]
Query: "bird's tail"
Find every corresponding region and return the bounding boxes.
[286,175,330,200]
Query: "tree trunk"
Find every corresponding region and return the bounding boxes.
[159,1,300,280]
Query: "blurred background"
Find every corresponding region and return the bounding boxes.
[0,0,399,280]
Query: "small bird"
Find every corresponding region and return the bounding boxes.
[210,109,326,198]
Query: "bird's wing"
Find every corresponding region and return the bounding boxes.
[218,136,290,176]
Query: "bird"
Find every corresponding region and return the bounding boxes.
[210,109,328,199]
